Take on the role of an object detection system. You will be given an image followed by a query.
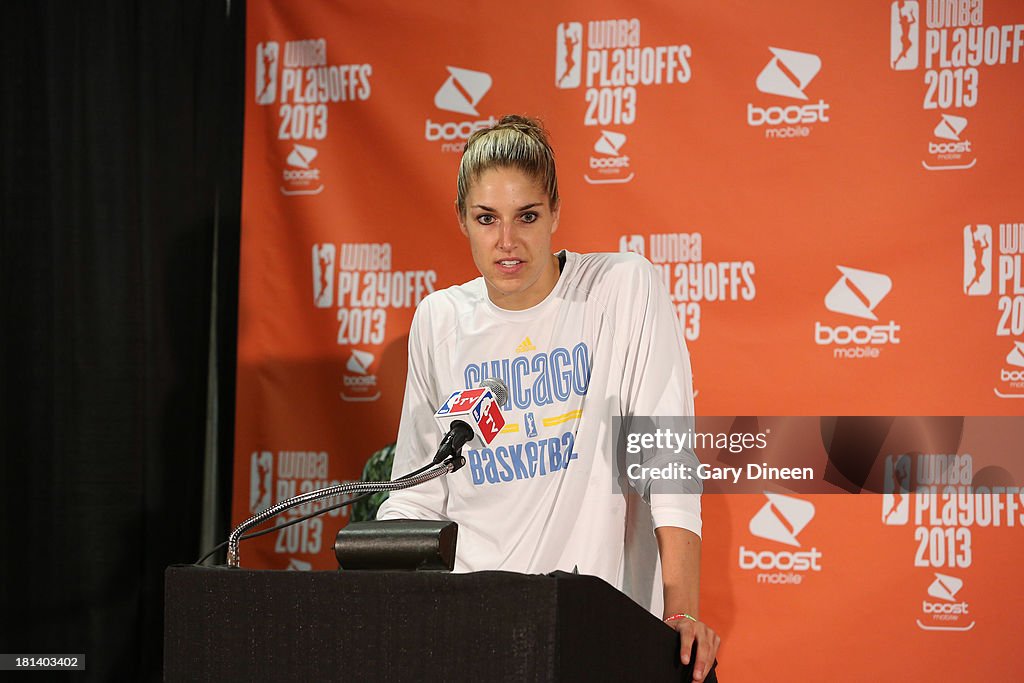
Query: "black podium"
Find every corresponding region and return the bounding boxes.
[165,566,717,682]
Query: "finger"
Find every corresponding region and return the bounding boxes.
[678,624,696,665]
[692,630,721,683]
[691,630,712,682]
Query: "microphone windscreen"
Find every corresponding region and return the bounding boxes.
[480,377,508,405]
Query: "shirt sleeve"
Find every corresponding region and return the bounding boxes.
[375,297,451,521]
[617,256,702,536]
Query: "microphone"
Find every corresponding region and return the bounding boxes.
[432,378,508,464]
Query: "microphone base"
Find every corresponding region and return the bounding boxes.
[335,519,458,571]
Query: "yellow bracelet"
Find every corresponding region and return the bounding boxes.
[664,612,698,624]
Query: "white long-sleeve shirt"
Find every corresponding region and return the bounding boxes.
[377,250,701,613]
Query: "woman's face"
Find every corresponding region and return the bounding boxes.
[459,167,560,311]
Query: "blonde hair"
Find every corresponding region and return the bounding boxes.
[456,115,559,218]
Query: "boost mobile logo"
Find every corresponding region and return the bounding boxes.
[1007,341,1024,368]
[747,47,830,134]
[918,573,975,631]
[934,114,967,141]
[434,66,492,115]
[749,492,814,546]
[256,42,279,105]
[927,573,963,601]
[739,493,822,577]
[924,114,976,171]
[342,349,380,402]
[425,67,498,150]
[585,130,633,184]
[287,144,318,169]
[890,1,919,71]
[346,349,375,375]
[998,340,1024,399]
[555,22,583,89]
[594,130,626,155]
[824,266,892,321]
[281,143,324,196]
[817,266,900,351]
[755,47,821,100]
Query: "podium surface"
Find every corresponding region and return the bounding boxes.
[165,566,715,682]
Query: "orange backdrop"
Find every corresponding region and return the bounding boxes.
[233,1,1024,679]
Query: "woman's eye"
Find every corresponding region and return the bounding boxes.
[520,212,538,223]
[477,214,496,225]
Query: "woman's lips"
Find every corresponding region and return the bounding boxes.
[495,258,525,274]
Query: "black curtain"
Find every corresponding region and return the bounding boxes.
[1,1,244,680]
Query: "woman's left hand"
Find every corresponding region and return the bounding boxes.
[665,614,720,682]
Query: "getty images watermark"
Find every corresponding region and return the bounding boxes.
[613,416,1024,496]
[613,416,810,495]
[625,427,811,485]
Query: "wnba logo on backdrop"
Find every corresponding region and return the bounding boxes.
[815,265,901,358]
[256,41,279,105]
[555,22,583,89]
[882,454,912,525]
[747,47,830,139]
[250,451,274,513]
[281,143,324,196]
[963,224,992,296]
[341,349,380,402]
[618,234,645,256]
[312,244,335,308]
[965,222,1024,396]
[738,493,822,584]
[584,130,634,184]
[890,1,920,70]
[425,66,498,153]
[917,573,975,631]
[924,114,976,171]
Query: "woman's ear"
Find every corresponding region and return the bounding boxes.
[455,200,468,237]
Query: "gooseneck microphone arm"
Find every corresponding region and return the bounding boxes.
[226,457,463,568]
[227,379,510,568]
[433,420,474,464]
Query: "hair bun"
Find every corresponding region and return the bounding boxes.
[496,115,550,141]
[456,113,559,216]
